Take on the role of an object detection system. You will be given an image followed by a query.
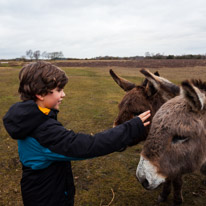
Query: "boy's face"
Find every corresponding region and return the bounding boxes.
[36,88,65,110]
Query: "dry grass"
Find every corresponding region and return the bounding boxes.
[1,63,206,205]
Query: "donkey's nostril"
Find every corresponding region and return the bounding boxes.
[142,179,149,189]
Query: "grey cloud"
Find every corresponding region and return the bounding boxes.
[0,0,206,59]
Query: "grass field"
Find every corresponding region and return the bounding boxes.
[1,62,206,205]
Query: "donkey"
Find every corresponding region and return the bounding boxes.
[136,79,206,205]
[110,68,179,141]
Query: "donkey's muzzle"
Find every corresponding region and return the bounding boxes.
[141,178,150,190]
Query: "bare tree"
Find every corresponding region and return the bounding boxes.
[26,49,33,60]
[33,50,41,61]
[41,51,48,60]
[58,51,64,59]
[49,51,64,60]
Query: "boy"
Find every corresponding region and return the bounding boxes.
[3,61,150,206]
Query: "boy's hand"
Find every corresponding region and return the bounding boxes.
[119,110,151,150]
[138,110,151,127]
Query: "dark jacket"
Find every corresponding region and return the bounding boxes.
[3,100,145,206]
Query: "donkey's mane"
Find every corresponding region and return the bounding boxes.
[191,79,206,91]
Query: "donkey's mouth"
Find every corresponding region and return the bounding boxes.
[141,179,150,190]
[139,177,164,190]
[136,155,166,190]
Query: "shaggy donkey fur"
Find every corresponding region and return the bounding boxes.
[137,79,206,205]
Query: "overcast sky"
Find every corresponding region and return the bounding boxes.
[0,0,206,59]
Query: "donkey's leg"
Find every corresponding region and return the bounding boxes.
[172,175,183,206]
[157,179,171,202]
[200,162,206,185]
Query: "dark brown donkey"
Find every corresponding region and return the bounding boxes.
[137,79,206,205]
[110,69,179,140]
[110,69,180,202]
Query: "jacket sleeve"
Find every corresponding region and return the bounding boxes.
[35,117,146,158]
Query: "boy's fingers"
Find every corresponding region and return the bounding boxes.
[141,113,151,122]
[138,110,151,122]
[138,110,150,118]
[143,121,150,127]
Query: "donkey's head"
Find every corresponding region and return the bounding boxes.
[136,79,206,190]
[110,69,179,138]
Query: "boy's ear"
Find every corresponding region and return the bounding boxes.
[35,94,44,101]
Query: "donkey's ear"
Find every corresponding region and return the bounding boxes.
[181,80,206,111]
[140,69,180,100]
[142,71,160,87]
[110,69,136,92]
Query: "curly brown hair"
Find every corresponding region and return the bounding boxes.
[18,61,68,101]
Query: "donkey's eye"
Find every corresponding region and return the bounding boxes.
[172,135,189,144]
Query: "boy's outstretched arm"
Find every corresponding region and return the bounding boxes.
[38,110,151,159]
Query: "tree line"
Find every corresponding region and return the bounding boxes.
[93,54,206,60]
[144,52,206,59]
[14,51,206,61]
